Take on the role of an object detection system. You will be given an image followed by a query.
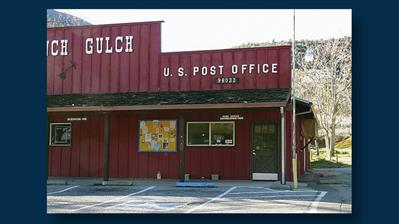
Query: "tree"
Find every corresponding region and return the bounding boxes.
[296,38,352,158]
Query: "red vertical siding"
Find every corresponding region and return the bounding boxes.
[109,26,120,93]
[71,29,82,94]
[118,116,129,178]
[169,54,180,91]
[62,29,73,94]
[128,115,139,177]
[47,22,298,181]
[200,54,212,90]
[81,28,92,93]
[211,53,222,91]
[244,50,255,89]
[149,23,161,92]
[139,25,150,92]
[129,25,140,92]
[189,54,201,91]
[222,51,233,90]
[48,22,290,95]
[89,116,99,177]
[79,117,90,177]
[70,121,81,176]
[119,25,131,92]
[160,47,291,93]
[109,115,119,177]
[48,109,305,180]
[47,31,55,95]
[233,51,244,90]
[48,114,103,178]
[90,27,102,93]
[48,22,162,95]
[53,29,64,94]
[268,49,278,88]
[160,55,170,91]
[179,54,190,91]
[279,47,291,88]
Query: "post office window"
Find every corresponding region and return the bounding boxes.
[210,122,234,146]
[49,123,72,146]
[187,121,235,147]
[187,123,210,145]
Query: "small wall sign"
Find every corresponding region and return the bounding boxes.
[67,117,87,121]
[220,115,244,120]
[215,77,239,84]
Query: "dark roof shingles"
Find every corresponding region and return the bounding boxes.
[47,88,290,107]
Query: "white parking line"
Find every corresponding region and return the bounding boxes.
[70,186,156,212]
[230,194,318,199]
[236,186,266,189]
[109,201,190,212]
[47,185,80,195]
[229,190,319,195]
[308,191,327,213]
[185,186,237,213]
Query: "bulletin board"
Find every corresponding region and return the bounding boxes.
[138,120,177,152]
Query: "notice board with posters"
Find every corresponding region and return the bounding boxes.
[139,120,177,152]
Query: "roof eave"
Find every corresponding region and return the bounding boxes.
[47,101,288,113]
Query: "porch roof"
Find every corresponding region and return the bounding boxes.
[47,88,290,112]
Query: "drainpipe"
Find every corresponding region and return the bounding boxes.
[280,107,286,185]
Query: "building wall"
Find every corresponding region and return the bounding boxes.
[47,22,161,95]
[48,109,304,180]
[47,22,305,181]
[48,114,104,177]
[47,22,291,95]
[160,47,291,92]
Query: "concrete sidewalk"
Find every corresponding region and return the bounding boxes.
[47,177,308,189]
[300,167,352,213]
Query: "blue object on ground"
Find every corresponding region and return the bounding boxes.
[176,182,216,187]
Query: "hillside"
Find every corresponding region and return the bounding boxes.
[47,9,91,28]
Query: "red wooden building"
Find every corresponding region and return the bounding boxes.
[47,21,315,182]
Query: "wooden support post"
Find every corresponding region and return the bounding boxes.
[178,117,185,182]
[103,112,110,182]
[280,107,286,185]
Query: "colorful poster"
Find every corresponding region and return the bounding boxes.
[139,120,177,152]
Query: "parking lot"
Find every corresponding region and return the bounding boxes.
[46,179,351,214]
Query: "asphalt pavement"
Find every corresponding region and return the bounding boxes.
[47,173,352,214]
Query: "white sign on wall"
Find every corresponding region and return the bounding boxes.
[162,63,278,77]
[220,115,244,120]
[46,35,134,57]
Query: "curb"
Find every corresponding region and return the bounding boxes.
[318,179,343,184]
[270,182,308,190]
[47,180,68,185]
[102,181,133,186]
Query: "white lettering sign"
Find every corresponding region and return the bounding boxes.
[220,115,244,120]
[47,35,134,57]
[163,63,278,77]
[67,117,87,121]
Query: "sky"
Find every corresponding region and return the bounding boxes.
[56,9,351,52]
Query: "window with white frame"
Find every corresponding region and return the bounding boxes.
[49,123,72,146]
[186,121,235,146]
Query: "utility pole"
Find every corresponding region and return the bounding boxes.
[292,9,298,189]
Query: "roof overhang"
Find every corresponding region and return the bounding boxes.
[47,101,288,113]
[47,88,291,113]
